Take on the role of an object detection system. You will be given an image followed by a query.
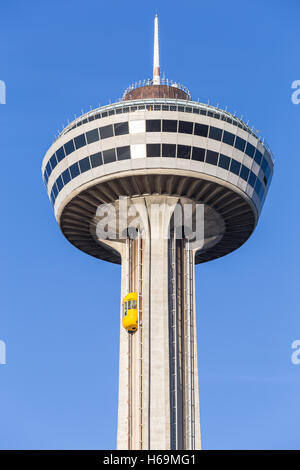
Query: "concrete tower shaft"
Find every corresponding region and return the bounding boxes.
[109,196,201,449]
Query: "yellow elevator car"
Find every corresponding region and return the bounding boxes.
[122,292,138,332]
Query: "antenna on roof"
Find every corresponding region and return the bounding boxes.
[153,14,160,85]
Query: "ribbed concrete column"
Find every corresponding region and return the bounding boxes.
[114,196,201,450]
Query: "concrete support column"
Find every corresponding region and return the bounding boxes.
[115,196,201,450]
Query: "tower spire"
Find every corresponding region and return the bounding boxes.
[153,14,160,85]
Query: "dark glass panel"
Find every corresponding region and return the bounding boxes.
[64,140,75,156]
[117,146,131,160]
[62,168,71,185]
[218,154,230,170]
[248,171,256,187]
[162,144,176,158]
[209,126,223,141]
[147,144,161,157]
[103,148,116,163]
[194,123,208,137]
[53,183,58,197]
[146,120,161,132]
[79,157,91,173]
[254,149,262,165]
[245,142,255,158]
[222,131,235,146]
[206,150,218,165]
[179,121,193,134]
[177,145,191,159]
[86,128,99,144]
[56,175,63,191]
[50,154,58,170]
[265,164,271,180]
[70,162,80,178]
[114,122,129,136]
[56,146,65,162]
[234,136,246,152]
[230,159,241,175]
[261,158,267,172]
[100,124,114,139]
[255,178,262,195]
[162,120,177,132]
[74,133,86,150]
[192,147,205,161]
[90,152,103,168]
[46,162,51,176]
[240,165,250,181]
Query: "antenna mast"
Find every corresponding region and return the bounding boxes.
[153,14,160,85]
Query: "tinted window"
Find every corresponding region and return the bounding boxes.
[162,144,176,158]
[261,158,267,172]
[50,154,57,170]
[194,123,208,137]
[70,162,80,178]
[86,128,99,144]
[146,120,161,132]
[103,149,116,163]
[62,168,71,185]
[192,147,205,161]
[147,144,161,157]
[209,127,223,141]
[74,134,86,150]
[177,145,191,159]
[230,159,241,175]
[56,175,63,191]
[254,149,262,165]
[64,140,75,156]
[100,125,114,139]
[179,121,193,134]
[219,154,230,170]
[53,183,58,197]
[248,172,256,187]
[245,142,255,158]
[79,157,91,173]
[265,164,271,180]
[56,146,65,162]
[114,122,129,136]
[162,120,177,132]
[222,131,235,146]
[90,152,103,168]
[206,150,218,165]
[255,178,262,195]
[117,146,131,160]
[234,136,246,152]
[240,165,250,181]
[46,161,51,176]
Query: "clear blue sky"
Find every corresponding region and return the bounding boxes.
[0,0,299,450]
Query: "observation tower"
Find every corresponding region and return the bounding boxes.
[41,15,273,450]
